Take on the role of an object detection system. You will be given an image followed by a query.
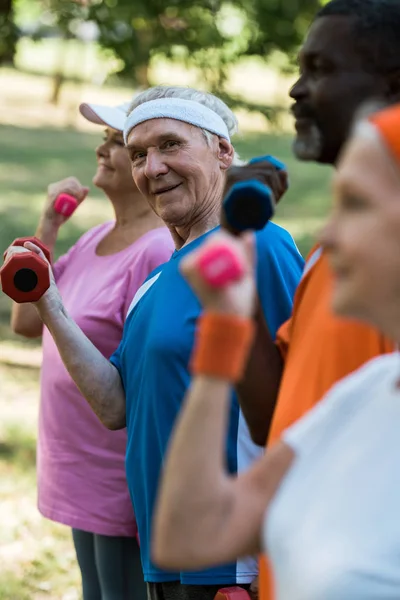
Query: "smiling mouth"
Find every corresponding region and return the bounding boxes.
[153,183,182,196]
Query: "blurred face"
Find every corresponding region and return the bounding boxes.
[290,16,387,165]
[126,118,233,229]
[320,126,400,336]
[93,128,138,194]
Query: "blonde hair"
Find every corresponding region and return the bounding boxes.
[128,86,244,165]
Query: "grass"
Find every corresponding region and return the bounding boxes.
[0,363,81,600]
[0,61,333,598]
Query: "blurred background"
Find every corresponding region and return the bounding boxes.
[0,1,330,597]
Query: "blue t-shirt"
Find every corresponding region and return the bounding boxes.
[110,223,304,584]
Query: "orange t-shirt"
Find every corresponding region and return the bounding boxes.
[259,246,395,600]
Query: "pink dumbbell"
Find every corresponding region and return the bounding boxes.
[54,193,78,217]
[197,243,245,288]
[214,587,251,600]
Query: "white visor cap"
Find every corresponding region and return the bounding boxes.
[79,95,137,132]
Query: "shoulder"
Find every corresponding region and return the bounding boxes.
[255,222,303,259]
[125,228,174,278]
[72,221,114,250]
[256,221,297,246]
[138,227,174,251]
[283,353,399,453]
[332,353,400,395]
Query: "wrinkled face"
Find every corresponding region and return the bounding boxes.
[93,128,137,194]
[290,15,387,165]
[126,118,233,229]
[320,126,400,336]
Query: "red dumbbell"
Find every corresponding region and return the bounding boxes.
[196,242,245,289]
[0,237,51,303]
[215,587,251,600]
[54,193,78,217]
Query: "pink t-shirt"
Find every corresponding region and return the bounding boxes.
[37,222,174,537]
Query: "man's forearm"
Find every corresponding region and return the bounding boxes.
[35,216,59,257]
[236,303,283,446]
[39,301,126,430]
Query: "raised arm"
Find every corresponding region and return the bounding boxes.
[236,304,284,445]
[221,161,295,446]
[6,242,126,431]
[11,177,89,338]
[152,231,294,570]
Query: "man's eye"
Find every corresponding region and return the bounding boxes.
[164,140,179,149]
[310,59,331,75]
[343,194,367,210]
[131,151,146,162]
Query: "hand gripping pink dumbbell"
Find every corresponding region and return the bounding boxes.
[197,242,245,289]
[54,193,78,217]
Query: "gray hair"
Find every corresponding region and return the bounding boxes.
[128,85,244,165]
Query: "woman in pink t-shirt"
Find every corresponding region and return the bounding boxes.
[10,97,174,600]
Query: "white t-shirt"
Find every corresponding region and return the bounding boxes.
[263,352,400,600]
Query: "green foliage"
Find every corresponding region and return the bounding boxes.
[11,0,327,114]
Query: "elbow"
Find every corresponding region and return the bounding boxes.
[152,529,204,572]
[11,323,42,339]
[102,415,126,431]
[152,537,179,571]
[151,502,196,570]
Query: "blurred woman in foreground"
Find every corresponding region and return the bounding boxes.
[152,103,400,600]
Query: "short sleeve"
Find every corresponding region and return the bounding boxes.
[110,344,122,374]
[52,244,79,282]
[282,365,371,458]
[111,228,174,370]
[52,223,110,282]
[282,389,340,458]
[121,230,174,319]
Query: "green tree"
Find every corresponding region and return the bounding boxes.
[87,0,226,87]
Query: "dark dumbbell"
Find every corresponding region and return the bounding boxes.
[0,237,51,303]
[222,155,287,234]
[214,587,251,600]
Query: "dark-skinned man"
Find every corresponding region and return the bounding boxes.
[224,1,400,598]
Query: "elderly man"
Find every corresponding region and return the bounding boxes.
[5,86,303,600]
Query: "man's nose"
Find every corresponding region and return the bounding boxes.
[144,150,169,179]
[289,73,308,102]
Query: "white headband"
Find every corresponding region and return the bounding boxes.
[123,98,231,143]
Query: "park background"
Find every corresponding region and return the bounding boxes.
[0,0,330,597]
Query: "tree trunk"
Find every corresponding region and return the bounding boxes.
[0,0,17,65]
[50,34,68,105]
[135,63,150,88]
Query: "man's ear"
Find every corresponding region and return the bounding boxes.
[218,138,235,170]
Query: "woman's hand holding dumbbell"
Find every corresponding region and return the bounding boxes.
[180,231,257,319]
[44,177,89,227]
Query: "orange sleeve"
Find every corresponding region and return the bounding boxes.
[275,317,292,362]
